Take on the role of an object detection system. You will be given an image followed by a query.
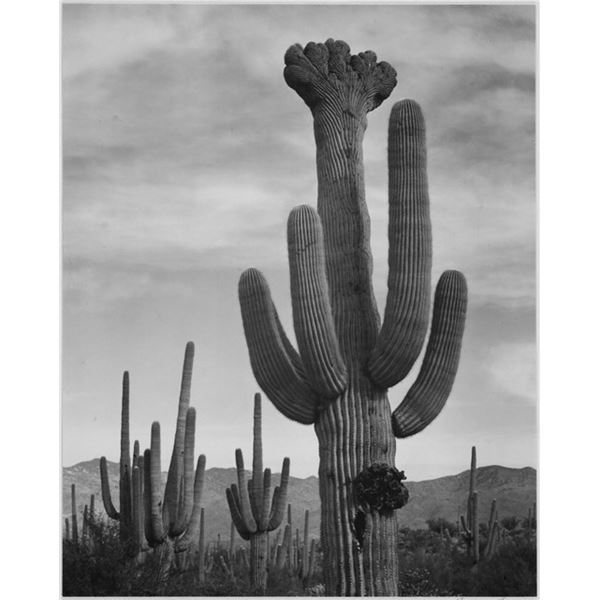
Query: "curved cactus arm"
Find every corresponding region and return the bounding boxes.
[226,486,253,541]
[250,394,264,523]
[288,205,348,398]
[176,454,206,552]
[368,100,433,389]
[173,407,196,536]
[239,268,319,424]
[235,449,257,533]
[268,457,290,530]
[164,341,194,534]
[391,270,468,438]
[148,422,166,545]
[99,456,119,520]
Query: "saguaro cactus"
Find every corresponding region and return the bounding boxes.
[99,371,140,546]
[143,343,206,569]
[225,393,290,593]
[239,39,468,595]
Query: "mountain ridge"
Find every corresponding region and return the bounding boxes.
[63,460,536,539]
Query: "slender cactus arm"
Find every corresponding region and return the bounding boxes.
[234,448,257,532]
[148,422,166,545]
[288,205,347,398]
[176,454,206,552]
[239,268,319,424]
[250,394,264,523]
[391,270,467,438]
[369,100,432,389]
[99,456,119,519]
[226,486,253,540]
[268,457,290,530]
[171,407,196,536]
[259,468,272,531]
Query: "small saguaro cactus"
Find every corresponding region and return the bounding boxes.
[71,483,79,544]
[225,393,290,593]
[143,342,207,577]
[238,39,468,595]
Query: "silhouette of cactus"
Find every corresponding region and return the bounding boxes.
[225,393,290,593]
[239,39,467,595]
[143,342,206,578]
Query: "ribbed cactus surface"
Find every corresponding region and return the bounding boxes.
[239,39,468,596]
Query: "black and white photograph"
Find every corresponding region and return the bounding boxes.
[61,2,538,596]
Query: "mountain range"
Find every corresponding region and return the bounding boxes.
[63,459,536,542]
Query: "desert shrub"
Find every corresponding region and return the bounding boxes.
[501,515,520,530]
[468,536,537,596]
[62,519,163,596]
[426,517,458,536]
[396,525,536,597]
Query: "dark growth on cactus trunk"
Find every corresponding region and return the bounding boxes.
[354,463,409,513]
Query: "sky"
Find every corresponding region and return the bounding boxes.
[62,2,536,480]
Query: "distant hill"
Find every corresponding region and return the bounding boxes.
[63,460,535,541]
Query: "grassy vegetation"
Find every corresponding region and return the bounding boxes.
[63,515,536,596]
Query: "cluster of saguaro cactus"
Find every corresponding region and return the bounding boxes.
[225,393,290,592]
[99,342,206,578]
[239,38,468,595]
[460,446,502,563]
[272,505,317,589]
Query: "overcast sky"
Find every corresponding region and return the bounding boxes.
[62,3,536,480]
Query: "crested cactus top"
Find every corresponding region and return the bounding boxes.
[284,38,397,114]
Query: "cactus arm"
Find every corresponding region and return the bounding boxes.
[149,422,166,545]
[131,465,142,552]
[277,523,292,570]
[260,469,272,531]
[268,457,290,529]
[172,407,196,535]
[239,268,319,424]
[164,341,194,533]
[198,508,206,584]
[391,270,468,438]
[234,449,257,533]
[250,394,264,522]
[99,456,119,519]
[368,101,433,388]
[71,484,79,544]
[287,205,347,398]
[176,454,206,551]
[226,486,253,541]
[472,491,479,563]
[307,538,317,581]
[301,509,310,578]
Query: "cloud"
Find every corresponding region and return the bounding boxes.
[61,4,537,474]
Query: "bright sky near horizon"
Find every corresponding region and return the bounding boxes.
[62,3,536,480]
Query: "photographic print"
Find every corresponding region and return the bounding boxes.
[62,3,537,596]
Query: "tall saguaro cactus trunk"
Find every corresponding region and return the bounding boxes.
[239,39,468,596]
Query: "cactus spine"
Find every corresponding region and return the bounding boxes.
[239,39,467,595]
[225,393,290,593]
